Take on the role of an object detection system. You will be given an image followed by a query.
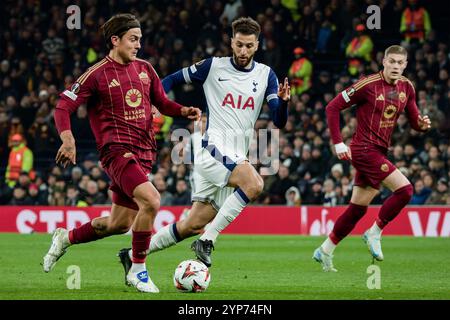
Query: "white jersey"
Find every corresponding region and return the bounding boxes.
[182,57,279,158]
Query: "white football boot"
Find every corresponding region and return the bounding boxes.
[43,228,70,272]
[126,270,160,293]
[363,230,384,261]
[312,247,338,272]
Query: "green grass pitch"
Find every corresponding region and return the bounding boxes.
[0,233,449,300]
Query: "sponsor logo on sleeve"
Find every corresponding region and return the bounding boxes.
[341,87,355,102]
[63,90,78,101]
[195,59,205,67]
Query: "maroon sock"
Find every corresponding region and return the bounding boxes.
[68,222,102,244]
[329,203,368,244]
[376,184,413,229]
[132,230,152,263]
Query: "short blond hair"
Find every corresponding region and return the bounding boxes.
[384,45,408,58]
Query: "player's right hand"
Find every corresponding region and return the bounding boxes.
[334,142,352,161]
[55,140,76,168]
[181,106,201,121]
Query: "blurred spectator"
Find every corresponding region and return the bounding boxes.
[153,173,174,206]
[400,0,431,44]
[288,47,313,96]
[267,165,296,204]
[172,180,191,205]
[323,178,338,207]
[8,186,33,205]
[425,178,449,204]
[84,180,107,206]
[338,175,352,204]
[42,29,65,65]
[410,179,432,204]
[303,178,324,204]
[28,183,48,205]
[220,0,243,25]
[345,24,374,76]
[65,185,87,207]
[70,167,83,186]
[330,163,344,183]
[285,186,301,206]
[5,133,34,188]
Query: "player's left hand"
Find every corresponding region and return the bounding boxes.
[278,77,291,101]
[418,115,431,131]
[181,106,201,121]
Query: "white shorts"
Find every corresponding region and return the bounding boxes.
[190,144,246,210]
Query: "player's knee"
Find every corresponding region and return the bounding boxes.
[136,194,160,215]
[243,176,264,199]
[255,176,264,194]
[398,183,413,201]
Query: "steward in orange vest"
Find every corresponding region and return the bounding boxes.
[6,134,35,188]
[345,24,374,76]
[288,47,313,96]
[400,0,431,43]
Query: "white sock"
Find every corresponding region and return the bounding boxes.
[150,223,180,253]
[130,262,146,274]
[200,189,249,243]
[369,221,382,235]
[321,237,336,255]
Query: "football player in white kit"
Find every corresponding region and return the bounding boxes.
[118,17,290,272]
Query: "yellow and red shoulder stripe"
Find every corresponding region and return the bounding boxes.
[76,58,108,85]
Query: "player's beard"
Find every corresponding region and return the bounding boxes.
[233,52,254,68]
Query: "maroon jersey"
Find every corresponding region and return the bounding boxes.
[326,71,425,150]
[54,56,183,162]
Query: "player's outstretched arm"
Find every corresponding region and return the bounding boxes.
[54,66,98,168]
[161,70,186,93]
[326,97,352,161]
[151,69,201,121]
[54,99,79,168]
[162,58,212,93]
[267,75,290,129]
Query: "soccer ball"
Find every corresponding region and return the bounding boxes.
[173,259,211,293]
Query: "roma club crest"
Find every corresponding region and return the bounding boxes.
[139,71,150,85]
[399,92,406,103]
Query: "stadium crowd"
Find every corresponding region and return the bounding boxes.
[1,0,449,206]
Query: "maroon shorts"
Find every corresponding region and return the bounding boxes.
[350,144,396,190]
[101,146,153,211]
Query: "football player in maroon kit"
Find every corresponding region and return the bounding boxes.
[42,14,201,292]
[313,45,431,272]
